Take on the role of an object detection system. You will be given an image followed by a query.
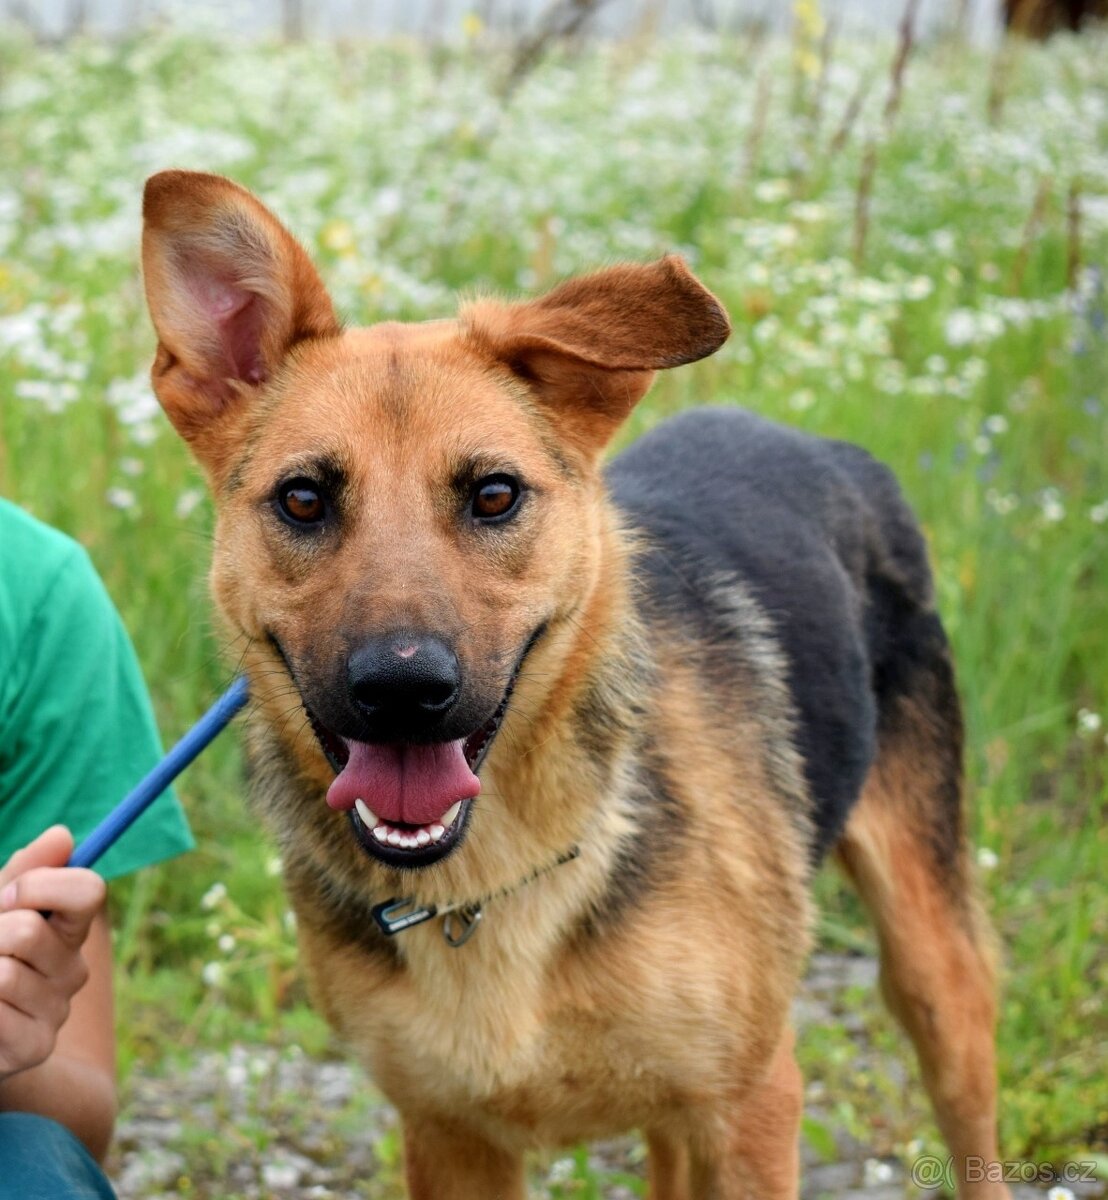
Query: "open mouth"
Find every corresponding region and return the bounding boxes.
[303,653,527,870]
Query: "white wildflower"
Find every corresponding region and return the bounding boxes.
[978,310,1006,339]
[986,490,1018,516]
[910,376,944,396]
[106,374,162,439]
[129,423,160,447]
[977,847,999,871]
[0,306,47,350]
[1077,709,1102,736]
[790,202,827,223]
[754,178,790,203]
[789,388,816,412]
[201,961,225,988]
[945,310,978,347]
[547,1159,575,1184]
[863,1159,895,1186]
[875,363,905,395]
[201,881,227,911]
[15,378,79,413]
[847,277,895,305]
[962,358,988,384]
[174,488,204,520]
[753,315,781,344]
[1040,490,1065,523]
[1089,501,1108,525]
[106,487,136,511]
[218,934,236,953]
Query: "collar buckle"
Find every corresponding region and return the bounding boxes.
[371,897,438,936]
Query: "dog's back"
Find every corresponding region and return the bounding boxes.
[609,405,948,859]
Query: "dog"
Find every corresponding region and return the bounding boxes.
[141,169,1009,1199]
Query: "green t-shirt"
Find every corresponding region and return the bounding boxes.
[0,498,194,880]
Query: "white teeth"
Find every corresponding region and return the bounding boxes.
[354,799,379,829]
[361,808,461,852]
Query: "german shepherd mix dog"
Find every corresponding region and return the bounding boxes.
[142,171,1009,1200]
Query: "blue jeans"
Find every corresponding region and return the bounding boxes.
[0,1113,117,1199]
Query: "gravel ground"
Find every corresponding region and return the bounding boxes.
[108,953,1105,1200]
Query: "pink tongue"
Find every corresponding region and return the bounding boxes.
[326,738,480,826]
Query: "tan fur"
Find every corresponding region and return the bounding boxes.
[142,170,1006,1199]
[839,758,1006,1200]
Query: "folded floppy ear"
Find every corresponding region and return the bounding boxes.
[461,256,730,456]
[142,170,339,474]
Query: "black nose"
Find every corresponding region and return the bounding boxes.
[347,633,460,718]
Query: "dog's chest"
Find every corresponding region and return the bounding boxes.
[326,926,703,1142]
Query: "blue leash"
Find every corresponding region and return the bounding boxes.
[68,676,250,870]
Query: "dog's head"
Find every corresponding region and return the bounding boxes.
[142,170,728,871]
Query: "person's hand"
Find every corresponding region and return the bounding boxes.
[0,826,106,1083]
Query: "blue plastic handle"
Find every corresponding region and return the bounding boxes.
[68,676,250,870]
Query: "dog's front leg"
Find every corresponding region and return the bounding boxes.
[404,1118,526,1200]
[681,1028,803,1200]
[646,1129,693,1200]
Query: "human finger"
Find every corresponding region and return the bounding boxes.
[0,908,91,991]
[0,826,74,891]
[0,867,105,954]
[0,997,58,1080]
[0,952,70,1027]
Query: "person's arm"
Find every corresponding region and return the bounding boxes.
[0,825,116,1161]
[0,505,194,1161]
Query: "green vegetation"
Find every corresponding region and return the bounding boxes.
[0,19,1104,1194]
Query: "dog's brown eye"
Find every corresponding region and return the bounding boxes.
[472,476,520,522]
[278,479,326,526]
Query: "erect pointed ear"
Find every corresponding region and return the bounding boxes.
[460,256,730,457]
[142,170,340,473]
